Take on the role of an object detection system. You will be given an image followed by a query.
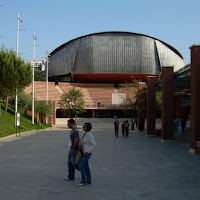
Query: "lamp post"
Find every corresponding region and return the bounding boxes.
[46,50,50,104]
[46,50,50,124]
[32,32,37,124]
[15,13,22,127]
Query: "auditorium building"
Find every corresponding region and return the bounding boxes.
[25,31,185,118]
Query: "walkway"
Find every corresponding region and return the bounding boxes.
[0,119,199,200]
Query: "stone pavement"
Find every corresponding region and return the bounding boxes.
[0,118,200,200]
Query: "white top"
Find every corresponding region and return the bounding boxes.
[81,132,96,154]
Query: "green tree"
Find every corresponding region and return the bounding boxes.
[156,91,162,118]
[0,46,32,113]
[35,100,52,123]
[59,87,85,119]
[120,79,139,127]
[9,91,32,112]
[34,69,46,81]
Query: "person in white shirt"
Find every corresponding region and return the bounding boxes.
[77,123,96,186]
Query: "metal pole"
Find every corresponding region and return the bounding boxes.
[16,13,20,56]
[15,13,22,128]
[46,50,49,124]
[46,50,49,104]
[32,32,37,124]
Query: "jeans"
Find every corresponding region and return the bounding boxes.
[67,150,78,180]
[78,153,91,184]
[122,130,125,137]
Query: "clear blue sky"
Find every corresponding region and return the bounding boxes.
[0,0,199,65]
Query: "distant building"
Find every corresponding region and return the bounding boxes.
[25,31,185,118]
[31,60,45,71]
[48,31,184,83]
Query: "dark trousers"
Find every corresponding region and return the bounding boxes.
[115,128,119,137]
[126,128,129,137]
[67,150,78,180]
[134,119,138,127]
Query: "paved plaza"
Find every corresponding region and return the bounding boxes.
[0,118,200,200]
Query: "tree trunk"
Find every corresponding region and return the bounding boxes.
[5,95,9,114]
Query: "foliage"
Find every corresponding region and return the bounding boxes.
[9,91,32,112]
[34,69,46,81]
[156,91,162,118]
[119,79,139,123]
[0,102,50,137]
[59,87,85,118]
[35,100,52,122]
[0,46,32,113]
[119,79,139,100]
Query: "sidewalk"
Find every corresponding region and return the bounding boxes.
[0,119,199,200]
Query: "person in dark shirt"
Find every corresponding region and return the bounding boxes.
[125,120,130,137]
[114,119,119,137]
[121,121,126,137]
[65,118,79,181]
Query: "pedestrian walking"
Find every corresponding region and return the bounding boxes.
[125,120,130,137]
[121,121,126,137]
[64,118,80,181]
[114,119,119,137]
[133,117,138,129]
[78,123,96,186]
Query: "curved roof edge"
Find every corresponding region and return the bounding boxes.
[50,31,183,59]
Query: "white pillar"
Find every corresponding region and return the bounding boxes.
[32,32,37,124]
[15,13,22,126]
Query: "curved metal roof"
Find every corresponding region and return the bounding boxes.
[50,31,183,59]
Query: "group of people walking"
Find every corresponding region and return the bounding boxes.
[114,119,130,137]
[65,117,134,187]
[65,118,96,186]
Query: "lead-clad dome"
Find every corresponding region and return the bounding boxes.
[48,31,184,83]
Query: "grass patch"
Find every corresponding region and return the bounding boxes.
[0,102,50,138]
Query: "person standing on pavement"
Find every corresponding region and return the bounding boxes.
[125,120,130,137]
[65,118,80,181]
[121,121,126,137]
[114,119,119,137]
[77,123,96,186]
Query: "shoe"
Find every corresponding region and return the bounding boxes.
[64,177,74,181]
[77,183,85,186]
[86,182,91,185]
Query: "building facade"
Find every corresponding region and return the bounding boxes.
[48,31,185,83]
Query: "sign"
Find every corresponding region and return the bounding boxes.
[112,93,126,105]
[15,112,20,127]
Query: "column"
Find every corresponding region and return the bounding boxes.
[146,76,157,135]
[190,44,200,152]
[138,82,146,131]
[51,101,56,126]
[161,67,174,140]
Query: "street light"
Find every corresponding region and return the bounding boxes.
[32,32,37,124]
[46,50,50,104]
[46,49,50,124]
[15,13,22,127]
